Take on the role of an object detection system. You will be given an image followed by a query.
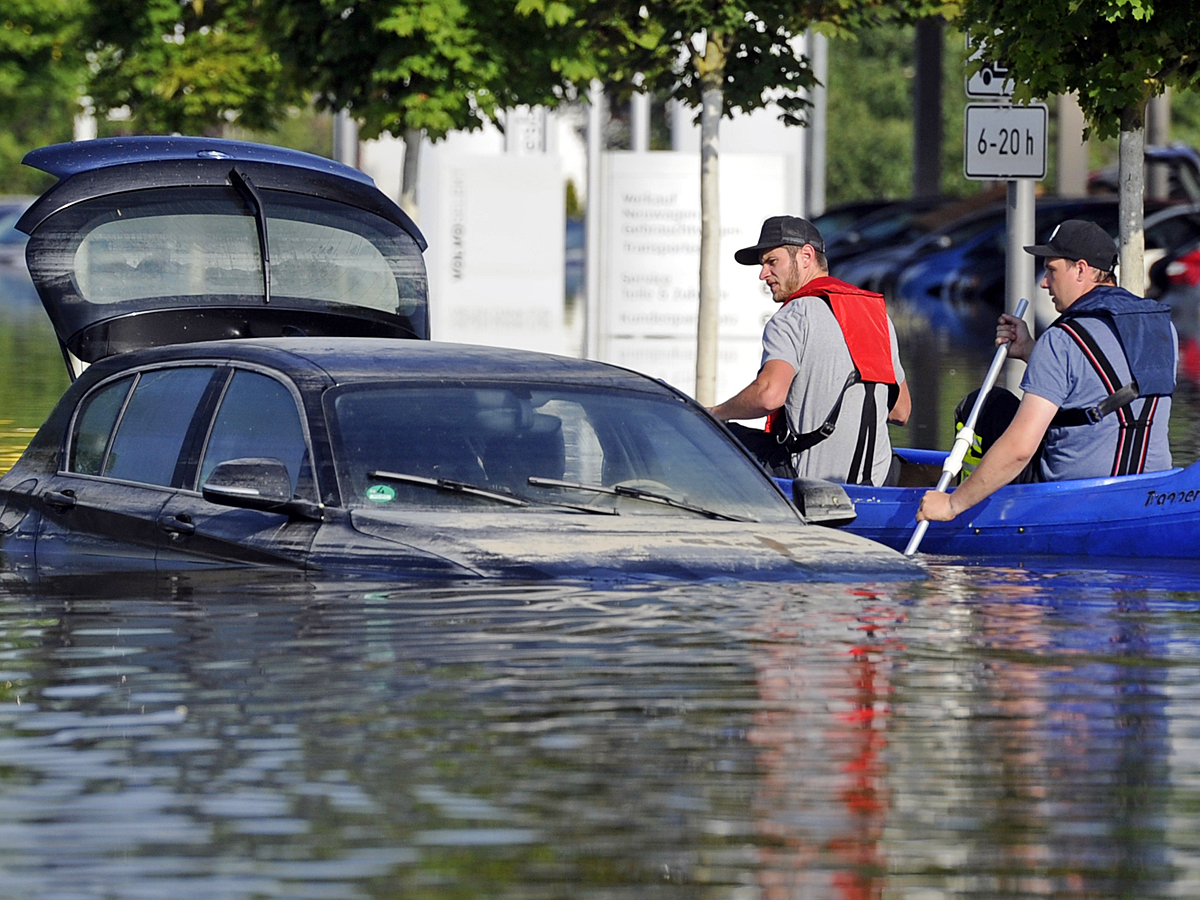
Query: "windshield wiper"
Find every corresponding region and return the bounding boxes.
[230,166,271,305]
[371,470,527,506]
[527,477,751,521]
[369,470,618,515]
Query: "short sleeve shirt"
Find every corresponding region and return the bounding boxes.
[1022,317,1175,480]
[761,296,906,484]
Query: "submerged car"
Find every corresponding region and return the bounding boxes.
[0,136,918,582]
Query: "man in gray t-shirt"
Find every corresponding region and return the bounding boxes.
[918,219,1177,526]
[709,216,911,485]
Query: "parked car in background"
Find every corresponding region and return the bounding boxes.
[1089,144,1200,202]
[832,195,1197,334]
[824,194,981,270]
[831,195,1010,301]
[810,199,895,243]
[0,136,918,583]
[893,197,1196,324]
[1149,223,1200,381]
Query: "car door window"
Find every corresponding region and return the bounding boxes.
[69,375,135,475]
[199,369,310,499]
[104,367,219,486]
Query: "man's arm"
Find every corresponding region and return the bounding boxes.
[916,392,1058,521]
[709,359,795,421]
[888,380,912,425]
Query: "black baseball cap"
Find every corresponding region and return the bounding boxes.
[1023,219,1118,272]
[734,215,825,265]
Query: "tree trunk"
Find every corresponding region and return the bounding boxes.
[695,34,725,407]
[401,127,423,222]
[1118,103,1146,296]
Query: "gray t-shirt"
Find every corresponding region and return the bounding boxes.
[1022,316,1176,480]
[761,295,906,485]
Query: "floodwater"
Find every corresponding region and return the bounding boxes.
[4,295,1200,899]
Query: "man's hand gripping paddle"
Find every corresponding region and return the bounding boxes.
[904,297,1029,557]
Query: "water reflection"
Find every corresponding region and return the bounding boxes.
[0,570,1195,897]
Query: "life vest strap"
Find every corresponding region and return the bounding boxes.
[768,370,890,485]
[1049,319,1160,476]
[770,370,859,454]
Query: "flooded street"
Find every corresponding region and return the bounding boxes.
[2,299,1200,898]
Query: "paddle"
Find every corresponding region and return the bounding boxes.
[904,297,1029,557]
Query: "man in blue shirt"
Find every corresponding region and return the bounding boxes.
[918,219,1177,524]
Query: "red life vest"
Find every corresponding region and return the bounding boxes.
[765,276,896,434]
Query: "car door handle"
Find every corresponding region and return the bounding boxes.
[43,489,76,510]
[156,514,195,536]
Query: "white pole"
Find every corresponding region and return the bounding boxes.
[630,91,651,153]
[807,30,828,217]
[584,81,606,361]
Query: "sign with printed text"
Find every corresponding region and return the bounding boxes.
[597,152,790,402]
[422,154,567,354]
[964,103,1047,180]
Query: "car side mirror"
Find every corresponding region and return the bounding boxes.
[790,477,857,527]
[202,457,322,520]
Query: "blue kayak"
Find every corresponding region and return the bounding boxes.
[778,447,1200,558]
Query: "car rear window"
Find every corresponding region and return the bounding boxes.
[72,196,409,315]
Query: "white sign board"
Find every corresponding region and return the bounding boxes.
[421,154,567,354]
[964,103,1047,180]
[597,152,791,403]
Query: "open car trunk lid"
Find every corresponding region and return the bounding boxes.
[17,136,429,379]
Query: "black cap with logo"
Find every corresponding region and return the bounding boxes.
[734,215,825,266]
[1023,219,1118,272]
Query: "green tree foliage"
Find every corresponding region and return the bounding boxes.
[260,0,579,143]
[540,0,954,118]
[83,0,300,135]
[825,23,973,204]
[960,0,1200,141]
[0,0,87,192]
[959,0,1200,292]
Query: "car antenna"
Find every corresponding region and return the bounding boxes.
[229,166,271,305]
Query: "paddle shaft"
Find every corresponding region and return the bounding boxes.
[904,298,1029,556]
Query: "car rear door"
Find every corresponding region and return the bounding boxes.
[34,365,224,575]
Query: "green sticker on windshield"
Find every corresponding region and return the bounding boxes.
[366,484,396,503]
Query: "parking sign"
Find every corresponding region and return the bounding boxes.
[963,103,1047,180]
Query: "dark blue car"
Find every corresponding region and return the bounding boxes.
[0,136,917,582]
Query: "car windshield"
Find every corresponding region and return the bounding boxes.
[328,382,799,522]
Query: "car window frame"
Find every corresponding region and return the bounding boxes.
[191,362,318,502]
[62,363,227,488]
[61,360,317,501]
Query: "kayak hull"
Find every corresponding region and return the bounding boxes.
[779,448,1200,558]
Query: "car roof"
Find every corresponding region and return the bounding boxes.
[80,337,675,392]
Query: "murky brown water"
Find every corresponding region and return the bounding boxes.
[1,288,1199,899]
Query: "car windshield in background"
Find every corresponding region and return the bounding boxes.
[329,383,798,523]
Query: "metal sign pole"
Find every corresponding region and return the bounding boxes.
[1005,179,1035,391]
